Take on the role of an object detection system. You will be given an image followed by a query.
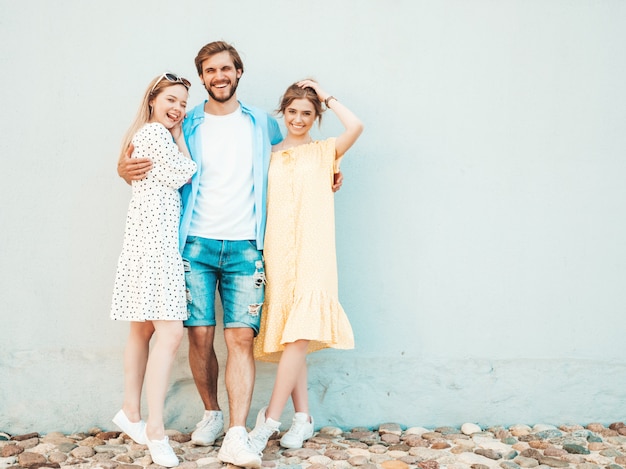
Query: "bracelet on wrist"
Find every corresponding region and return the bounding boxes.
[324,96,337,108]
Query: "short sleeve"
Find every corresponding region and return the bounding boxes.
[268,115,283,146]
[318,137,340,172]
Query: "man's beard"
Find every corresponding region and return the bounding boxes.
[206,77,239,103]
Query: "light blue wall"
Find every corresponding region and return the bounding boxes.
[1,0,625,434]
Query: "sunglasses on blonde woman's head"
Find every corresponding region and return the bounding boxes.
[150,73,191,94]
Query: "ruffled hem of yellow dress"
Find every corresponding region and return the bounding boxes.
[254,291,355,362]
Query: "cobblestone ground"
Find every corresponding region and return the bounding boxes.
[1,421,626,469]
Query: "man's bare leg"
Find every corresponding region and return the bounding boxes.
[223,327,255,427]
[188,325,225,446]
[216,327,261,468]
[187,325,220,411]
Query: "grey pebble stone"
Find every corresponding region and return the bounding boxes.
[348,455,369,466]
[475,448,502,460]
[17,437,39,450]
[369,453,392,464]
[357,464,378,469]
[399,455,422,464]
[319,427,343,437]
[47,451,68,463]
[601,449,624,458]
[308,455,332,465]
[282,456,302,465]
[177,462,198,469]
[436,427,461,436]
[544,448,567,457]
[79,436,105,447]
[520,449,544,460]
[514,456,540,467]
[470,464,490,469]
[93,450,117,460]
[535,430,564,440]
[533,425,558,433]
[324,449,350,460]
[282,448,320,459]
[537,456,569,467]
[94,444,128,454]
[369,444,388,454]
[562,443,589,454]
[17,451,47,467]
[381,433,401,444]
[379,424,403,436]
[577,464,601,469]
[115,454,135,463]
[55,442,77,453]
[500,461,521,469]
[561,454,585,464]
[70,445,95,458]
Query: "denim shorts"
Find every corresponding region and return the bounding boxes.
[182,237,265,333]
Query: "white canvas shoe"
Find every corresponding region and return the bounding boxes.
[112,409,147,445]
[248,406,281,453]
[280,413,314,449]
[191,410,224,446]
[218,426,262,468]
[144,429,179,467]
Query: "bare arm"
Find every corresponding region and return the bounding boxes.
[117,143,153,184]
[297,79,364,159]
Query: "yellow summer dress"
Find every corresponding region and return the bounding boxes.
[254,138,355,362]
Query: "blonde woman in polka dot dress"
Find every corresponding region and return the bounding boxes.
[110,73,196,467]
[249,80,364,452]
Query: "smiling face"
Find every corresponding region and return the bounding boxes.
[199,50,242,104]
[284,98,318,138]
[149,83,188,129]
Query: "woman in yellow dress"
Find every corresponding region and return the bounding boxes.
[250,79,364,452]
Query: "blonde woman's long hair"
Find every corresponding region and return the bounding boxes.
[118,74,187,161]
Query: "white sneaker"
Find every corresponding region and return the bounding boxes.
[248,406,281,453]
[191,410,224,446]
[144,429,179,467]
[218,427,262,468]
[280,413,314,449]
[112,409,147,445]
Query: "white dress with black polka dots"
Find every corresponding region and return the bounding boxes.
[111,122,197,321]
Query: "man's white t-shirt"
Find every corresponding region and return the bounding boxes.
[188,106,256,240]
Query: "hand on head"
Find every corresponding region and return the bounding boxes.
[296,80,329,103]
